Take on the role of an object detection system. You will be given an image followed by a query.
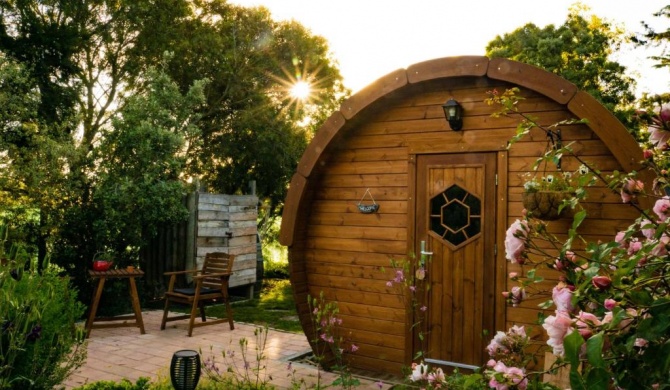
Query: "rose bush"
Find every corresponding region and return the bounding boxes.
[494,92,670,389]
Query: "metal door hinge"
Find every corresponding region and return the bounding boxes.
[495,174,498,186]
[494,243,498,256]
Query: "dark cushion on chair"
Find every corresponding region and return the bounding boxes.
[173,287,221,296]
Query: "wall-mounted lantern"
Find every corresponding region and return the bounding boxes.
[442,99,463,131]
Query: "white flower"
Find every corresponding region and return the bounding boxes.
[409,362,429,382]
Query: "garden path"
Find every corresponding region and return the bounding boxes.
[62,310,386,389]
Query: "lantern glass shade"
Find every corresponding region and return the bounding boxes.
[170,350,201,390]
[442,99,463,131]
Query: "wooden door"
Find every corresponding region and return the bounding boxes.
[415,153,497,370]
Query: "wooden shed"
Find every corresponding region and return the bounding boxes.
[279,56,644,375]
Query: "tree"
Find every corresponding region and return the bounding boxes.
[93,65,207,254]
[0,0,346,280]
[636,5,670,71]
[486,5,636,117]
[163,1,347,208]
[0,0,195,265]
[0,53,76,258]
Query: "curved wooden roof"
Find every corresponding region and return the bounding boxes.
[280,56,644,246]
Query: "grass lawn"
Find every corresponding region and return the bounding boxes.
[205,278,302,333]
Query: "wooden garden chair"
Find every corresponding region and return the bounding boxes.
[160,252,235,336]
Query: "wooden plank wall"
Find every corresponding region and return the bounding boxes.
[141,192,196,298]
[196,193,258,288]
[289,77,639,374]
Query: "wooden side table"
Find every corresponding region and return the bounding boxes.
[85,268,146,338]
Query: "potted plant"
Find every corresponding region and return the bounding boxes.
[92,251,115,271]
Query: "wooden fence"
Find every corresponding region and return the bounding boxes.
[141,192,258,299]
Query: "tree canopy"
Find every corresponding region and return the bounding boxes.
[0,0,346,279]
[485,5,636,115]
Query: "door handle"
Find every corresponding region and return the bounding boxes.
[420,240,433,267]
[420,240,433,256]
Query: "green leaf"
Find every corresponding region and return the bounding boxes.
[571,210,587,231]
[584,367,610,390]
[564,331,585,369]
[569,370,587,390]
[538,299,554,309]
[586,333,605,368]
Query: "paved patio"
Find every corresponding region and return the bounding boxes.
[62,310,388,389]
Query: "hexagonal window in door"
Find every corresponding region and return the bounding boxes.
[429,184,481,247]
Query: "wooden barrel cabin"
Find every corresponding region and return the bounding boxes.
[279,56,644,375]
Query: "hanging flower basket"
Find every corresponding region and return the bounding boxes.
[522,191,572,221]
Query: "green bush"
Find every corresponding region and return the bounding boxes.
[73,378,152,390]
[263,260,289,279]
[1,225,87,389]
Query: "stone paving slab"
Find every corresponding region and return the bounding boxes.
[61,310,387,389]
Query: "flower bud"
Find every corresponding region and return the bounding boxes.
[592,275,612,290]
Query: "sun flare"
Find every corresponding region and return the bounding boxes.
[290,80,311,100]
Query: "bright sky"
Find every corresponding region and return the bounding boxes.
[229,0,669,97]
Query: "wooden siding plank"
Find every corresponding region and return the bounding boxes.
[304,249,402,267]
[318,173,408,188]
[305,262,390,281]
[311,200,407,214]
[330,147,408,163]
[315,187,409,201]
[323,160,408,175]
[297,112,347,178]
[336,301,405,322]
[307,225,407,241]
[305,237,406,255]
[308,213,407,228]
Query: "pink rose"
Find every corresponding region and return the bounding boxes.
[628,240,643,255]
[659,103,670,123]
[653,197,670,222]
[543,311,573,356]
[509,325,526,337]
[506,366,528,390]
[552,285,574,312]
[427,367,445,383]
[643,149,654,159]
[651,235,670,257]
[615,231,628,248]
[575,311,601,340]
[648,124,670,150]
[641,219,656,239]
[505,219,528,264]
[554,258,565,271]
[634,338,648,348]
[486,331,508,356]
[510,286,526,307]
